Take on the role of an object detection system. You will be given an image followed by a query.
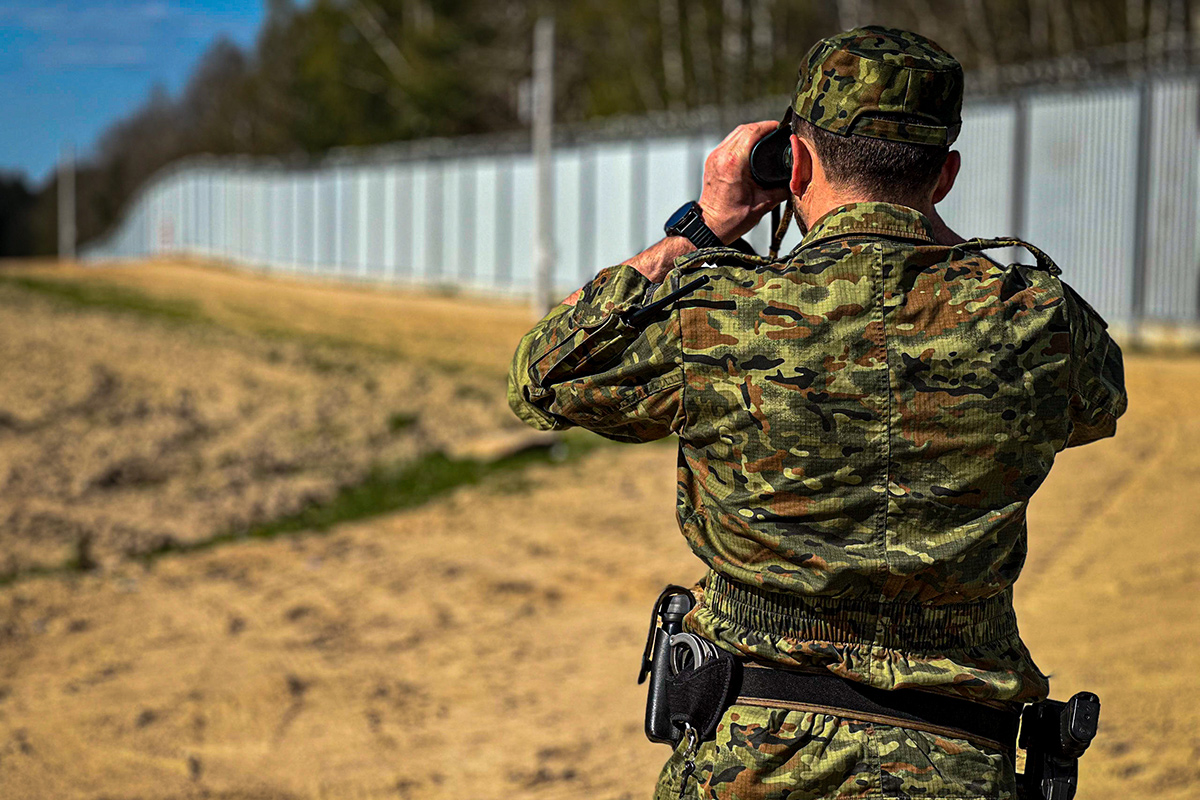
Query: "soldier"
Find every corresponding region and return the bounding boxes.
[508,25,1125,800]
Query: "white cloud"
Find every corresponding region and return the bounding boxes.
[0,2,177,32]
[1,1,233,71]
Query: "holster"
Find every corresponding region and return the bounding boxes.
[1017,693,1100,800]
[665,651,741,741]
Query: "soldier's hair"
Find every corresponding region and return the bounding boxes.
[793,118,949,201]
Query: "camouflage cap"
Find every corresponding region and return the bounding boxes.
[793,26,963,146]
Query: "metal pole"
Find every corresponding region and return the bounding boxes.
[58,144,76,261]
[1009,95,1028,240]
[426,163,443,279]
[630,143,648,254]
[578,147,596,285]
[1131,78,1155,332]
[460,163,476,281]
[532,15,556,315]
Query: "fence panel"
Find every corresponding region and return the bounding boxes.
[1145,78,1200,322]
[1024,87,1140,322]
[81,75,1200,326]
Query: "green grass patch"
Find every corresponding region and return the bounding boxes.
[0,274,205,324]
[136,431,604,559]
[0,430,608,587]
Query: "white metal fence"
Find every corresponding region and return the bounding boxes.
[82,73,1200,325]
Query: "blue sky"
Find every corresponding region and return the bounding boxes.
[0,1,266,186]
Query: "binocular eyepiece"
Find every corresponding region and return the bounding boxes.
[749,108,795,190]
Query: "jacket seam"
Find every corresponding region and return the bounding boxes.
[617,373,684,415]
[876,241,896,662]
[577,372,684,421]
[804,226,935,248]
[674,271,690,436]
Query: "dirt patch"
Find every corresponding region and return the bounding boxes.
[0,444,690,800]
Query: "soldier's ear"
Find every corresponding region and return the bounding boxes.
[932,150,961,205]
[789,133,813,199]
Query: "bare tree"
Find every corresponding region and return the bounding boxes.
[751,0,775,81]
[1167,0,1188,63]
[837,0,863,30]
[1029,0,1051,53]
[902,0,945,49]
[722,0,746,105]
[347,1,410,84]
[659,0,686,109]
[1148,0,1169,59]
[687,2,717,106]
[965,0,999,69]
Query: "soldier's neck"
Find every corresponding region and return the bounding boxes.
[796,183,964,245]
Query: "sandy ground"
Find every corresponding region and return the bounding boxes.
[0,260,1197,799]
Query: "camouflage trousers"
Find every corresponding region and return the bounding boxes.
[653,703,1018,800]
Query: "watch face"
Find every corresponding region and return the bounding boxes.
[666,201,696,232]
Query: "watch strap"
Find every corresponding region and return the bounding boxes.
[667,202,724,250]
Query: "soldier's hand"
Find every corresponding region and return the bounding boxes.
[698,121,791,244]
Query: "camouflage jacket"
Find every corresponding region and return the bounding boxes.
[508,202,1126,703]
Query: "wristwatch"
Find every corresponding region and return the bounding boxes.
[664,201,724,249]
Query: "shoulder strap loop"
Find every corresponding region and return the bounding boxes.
[959,237,1063,276]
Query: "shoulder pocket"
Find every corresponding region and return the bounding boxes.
[528,313,640,387]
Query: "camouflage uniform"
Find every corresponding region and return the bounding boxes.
[509,26,1126,800]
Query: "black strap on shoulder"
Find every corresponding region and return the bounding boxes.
[959,237,1062,276]
[622,275,710,328]
[737,668,1020,751]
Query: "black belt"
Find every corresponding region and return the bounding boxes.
[736,667,1020,751]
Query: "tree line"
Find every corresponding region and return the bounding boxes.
[3,0,1193,258]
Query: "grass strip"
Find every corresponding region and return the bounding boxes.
[0,274,486,375]
[0,432,607,587]
[0,274,205,324]
[145,438,599,556]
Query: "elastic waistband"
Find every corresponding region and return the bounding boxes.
[703,571,1020,652]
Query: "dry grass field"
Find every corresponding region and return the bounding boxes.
[0,261,536,574]
[0,259,1197,800]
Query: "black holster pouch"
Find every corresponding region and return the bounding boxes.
[666,652,741,741]
[1017,692,1101,800]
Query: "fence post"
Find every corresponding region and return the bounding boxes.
[532,15,556,315]
[460,162,476,281]
[630,142,648,255]
[578,147,596,285]
[426,162,443,280]
[1009,95,1028,240]
[1131,77,1155,331]
[58,144,76,261]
